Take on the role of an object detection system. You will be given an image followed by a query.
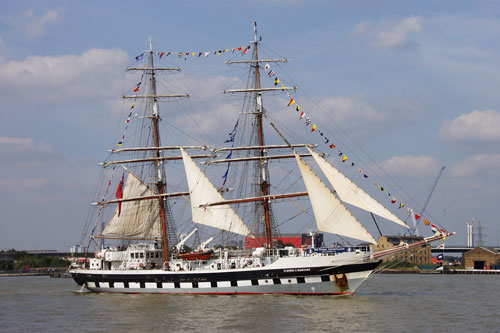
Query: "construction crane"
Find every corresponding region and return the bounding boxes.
[412,166,445,235]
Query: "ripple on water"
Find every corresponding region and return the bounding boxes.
[0,275,499,332]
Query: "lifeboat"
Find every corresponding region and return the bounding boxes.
[177,249,213,261]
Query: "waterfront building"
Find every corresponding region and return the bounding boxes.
[373,235,432,265]
[463,247,500,270]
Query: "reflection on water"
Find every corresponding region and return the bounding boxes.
[1,274,499,332]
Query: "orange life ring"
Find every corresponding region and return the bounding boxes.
[139,263,143,268]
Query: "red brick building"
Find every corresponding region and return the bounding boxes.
[244,233,323,249]
[463,247,500,270]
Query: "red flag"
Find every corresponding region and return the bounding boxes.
[134,86,140,92]
[415,213,421,220]
[116,174,124,216]
[329,144,336,149]
[160,52,164,58]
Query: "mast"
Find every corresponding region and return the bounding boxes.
[253,22,273,249]
[148,38,169,264]
[223,22,295,248]
[108,40,188,260]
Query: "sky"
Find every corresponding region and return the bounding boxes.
[1,0,500,250]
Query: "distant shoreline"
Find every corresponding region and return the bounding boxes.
[378,268,500,275]
[0,267,68,277]
[0,272,48,277]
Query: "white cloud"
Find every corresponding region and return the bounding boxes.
[377,155,442,179]
[352,21,370,36]
[273,95,427,142]
[313,96,421,138]
[0,178,49,191]
[376,153,500,191]
[25,9,61,38]
[0,136,56,168]
[318,96,379,124]
[438,109,500,143]
[0,136,53,154]
[173,102,241,146]
[373,16,423,48]
[0,48,129,106]
[160,73,243,143]
[448,153,500,178]
[354,16,423,48]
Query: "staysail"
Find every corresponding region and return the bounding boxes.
[307,147,409,229]
[295,153,376,244]
[180,147,253,237]
[102,171,162,237]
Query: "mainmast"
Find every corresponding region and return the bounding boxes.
[224,22,295,249]
[253,23,274,249]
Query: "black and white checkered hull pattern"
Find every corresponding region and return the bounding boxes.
[71,261,379,295]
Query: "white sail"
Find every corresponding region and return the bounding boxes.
[307,147,409,229]
[180,147,253,237]
[295,153,376,244]
[102,171,162,237]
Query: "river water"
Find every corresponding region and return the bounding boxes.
[0,274,498,332]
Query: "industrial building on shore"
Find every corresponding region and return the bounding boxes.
[372,235,432,266]
[463,247,500,270]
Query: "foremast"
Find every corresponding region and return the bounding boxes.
[118,39,189,265]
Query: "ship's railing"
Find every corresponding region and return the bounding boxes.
[305,245,371,256]
[196,245,372,260]
[224,249,255,257]
[211,248,300,259]
[224,246,374,258]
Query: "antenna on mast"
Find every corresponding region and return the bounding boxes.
[149,37,153,52]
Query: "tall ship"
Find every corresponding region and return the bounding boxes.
[70,23,453,295]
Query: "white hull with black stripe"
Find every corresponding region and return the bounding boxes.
[71,248,379,295]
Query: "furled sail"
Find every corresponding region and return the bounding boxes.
[307,147,409,229]
[102,171,162,237]
[295,153,376,244]
[180,148,253,237]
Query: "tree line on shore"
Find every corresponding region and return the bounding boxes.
[0,249,69,271]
